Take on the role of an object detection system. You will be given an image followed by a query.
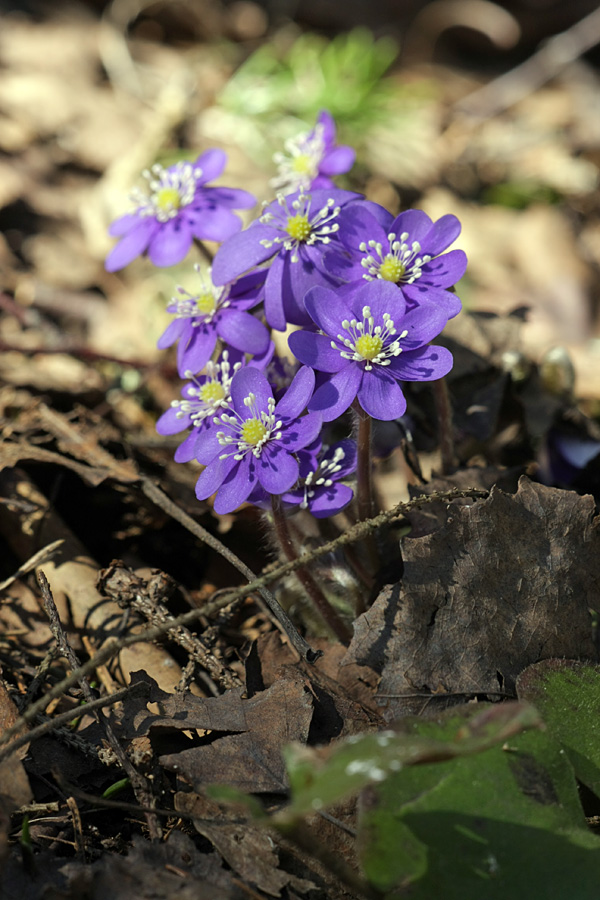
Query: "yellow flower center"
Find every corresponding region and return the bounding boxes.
[355,334,383,361]
[291,154,313,175]
[155,187,181,213]
[379,255,405,282]
[241,418,267,445]
[200,381,226,404]
[195,292,218,315]
[286,214,311,242]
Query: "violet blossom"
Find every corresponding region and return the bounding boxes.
[211,187,363,330]
[105,149,256,271]
[195,366,322,514]
[155,350,245,463]
[157,267,269,377]
[282,440,357,517]
[326,206,467,319]
[271,110,355,195]
[288,280,453,422]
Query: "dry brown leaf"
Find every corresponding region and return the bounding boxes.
[345,477,600,718]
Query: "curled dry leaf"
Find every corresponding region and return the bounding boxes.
[345,477,600,717]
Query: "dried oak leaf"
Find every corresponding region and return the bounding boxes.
[123,672,314,793]
[176,792,315,898]
[344,477,600,718]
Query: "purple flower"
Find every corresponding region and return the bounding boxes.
[195,365,322,514]
[282,440,357,517]
[212,187,363,330]
[326,206,466,320]
[155,349,246,463]
[105,149,256,271]
[288,281,453,422]
[271,110,355,195]
[157,267,269,377]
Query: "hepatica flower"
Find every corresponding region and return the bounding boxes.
[156,350,243,463]
[105,149,256,271]
[195,366,322,514]
[288,281,453,421]
[212,187,362,330]
[283,440,357,517]
[327,206,467,319]
[271,110,355,194]
[157,267,269,376]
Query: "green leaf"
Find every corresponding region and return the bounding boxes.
[276,701,541,824]
[517,659,600,797]
[358,707,600,897]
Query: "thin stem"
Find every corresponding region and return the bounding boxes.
[270,496,352,645]
[432,377,456,475]
[354,403,375,522]
[194,238,214,264]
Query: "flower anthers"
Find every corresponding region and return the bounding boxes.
[271,110,355,195]
[105,149,256,271]
[194,366,322,514]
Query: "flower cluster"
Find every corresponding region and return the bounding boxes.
[106,111,466,517]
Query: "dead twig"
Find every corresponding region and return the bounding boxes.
[38,570,162,840]
[0,489,488,759]
[456,4,600,119]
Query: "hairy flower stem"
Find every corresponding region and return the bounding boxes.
[352,402,380,601]
[271,496,352,644]
[432,377,456,475]
[354,403,375,522]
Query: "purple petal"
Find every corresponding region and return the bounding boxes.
[316,109,336,145]
[337,204,391,252]
[230,270,266,301]
[398,303,449,351]
[278,411,323,452]
[193,148,226,183]
[108,213,141,237]
[403,284,462,319]
[195,427,224,466]
[214,456,259,514]
[347,280,406,323]
[276,365,315,418]
[421,214,462,256]
[147,218,193,267]
[304,286,354,336]
[319,145,355,176]
[156,318,186,351]
[264,253,287,331]
[390,209,433,245]
[217,309,270,357]
[310,483,354,518]
[387,344,454,381]
[187,207,243,243]
[198,186,256,210]
[282,253,329,327]
[195,454,238,501]
[309,365,362,422]
[258,446,299,494]
[156,406,188,435]
[358,369,407,420]
[288,330,347,373]
[212,225,279,285]
[419,249,467,288]
[310,175,336,191]
[230,366,272,415]
[105,218,156,271]
[175,430,203,463]
[177,327,217,377]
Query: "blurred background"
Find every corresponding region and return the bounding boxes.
[2,0,600,512]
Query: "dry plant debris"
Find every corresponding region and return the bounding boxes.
[1,1,600,898]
